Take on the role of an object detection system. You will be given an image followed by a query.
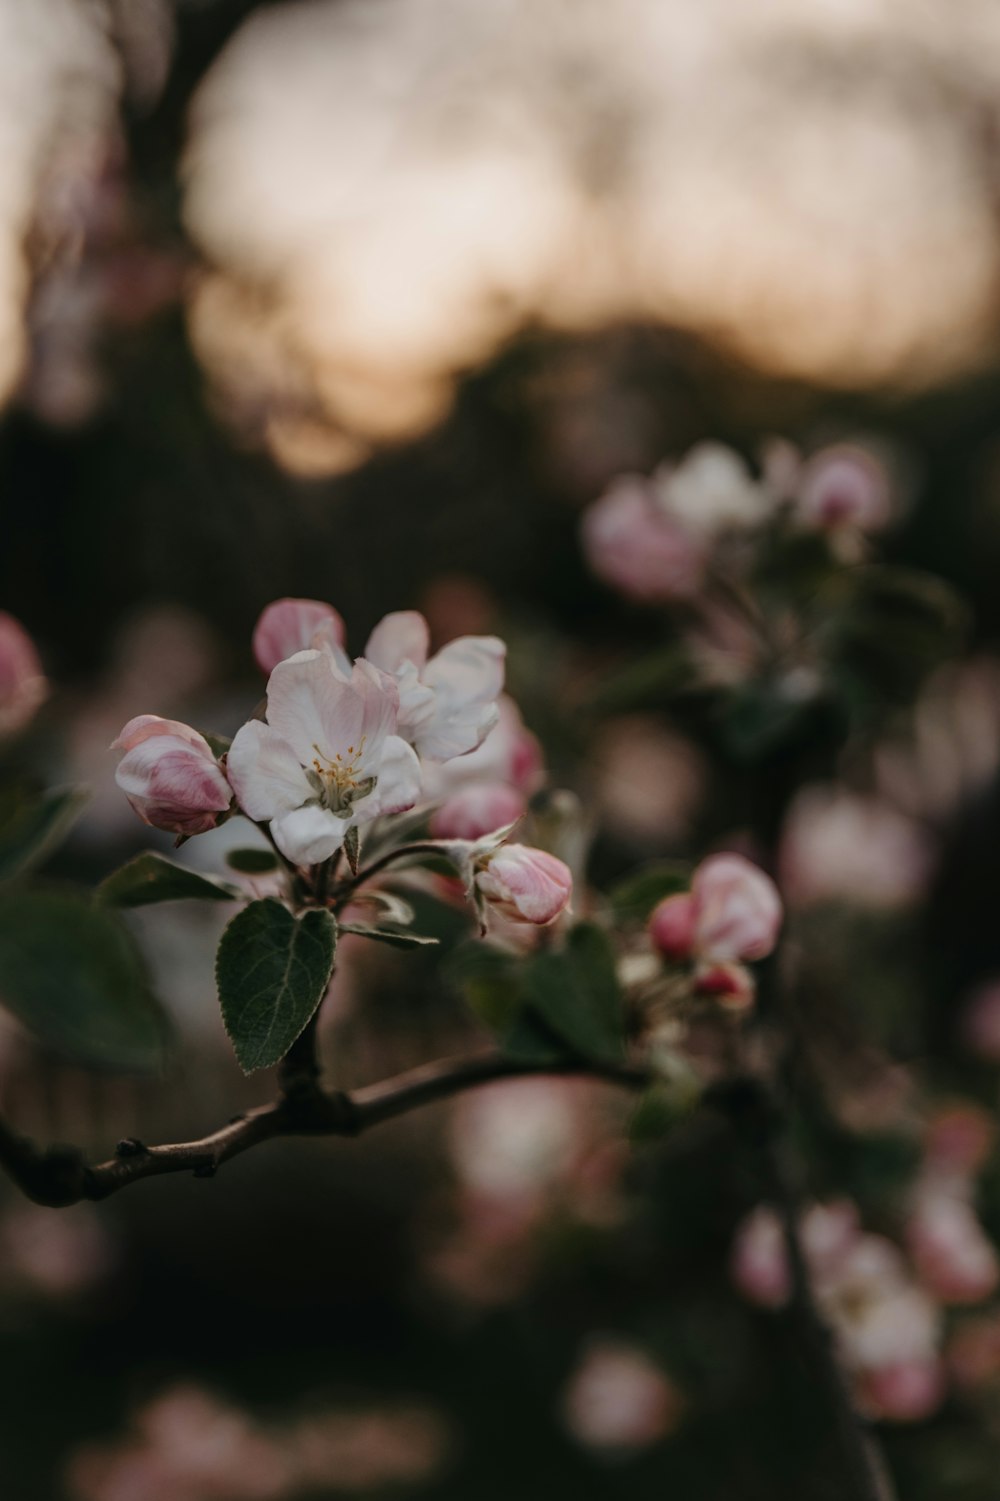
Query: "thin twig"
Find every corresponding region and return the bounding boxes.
[0,1051,651,1207]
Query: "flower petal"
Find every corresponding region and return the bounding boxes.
[227,720,311,821]
[265,652,400,771]
[416,635,505,760]
[364,611,430,674]
[252,597,346,675]
[271,805,347,865]
[352,735,422,823]
[112,715,213,754]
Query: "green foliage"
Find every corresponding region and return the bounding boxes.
[337,923,438,948]
[216,899,337,1073]
[99,852,241,907]
[0,885,169,1070]
[522,922,624,1063]
[609,861,690,924]
[225,848,280,874]
[445,939,524,1034]
[828,565,967,708]
[343,825,361,875]
[0,784,88,881]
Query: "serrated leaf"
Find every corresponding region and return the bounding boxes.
[609,861,690,924]
[0,885,169,1071]
[522,922,624,1063]
[99,852,241,907]
[0,784,89,881]
[337,923,438,949]
[226,848,280,874]
[217,899,336,1072]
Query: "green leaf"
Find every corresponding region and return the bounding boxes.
[0,886,169,1071]
[523,922,624,1063]
[445,939,524,1033]
[830,566,967,706]
[0,784,89,881]
[225,848,280,874]
[337,924,438,949]
[99,852,241,907]
[609,861,690,924]
[503,1008,570,1065]
[217,899,336,1073]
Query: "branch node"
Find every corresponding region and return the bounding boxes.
[115,1137,147,1158]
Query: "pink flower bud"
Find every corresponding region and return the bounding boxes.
[113,715,233,835]
[252,597,346,675]
[0,612,47,737]
[581,476,705,603]
[692,960,756,1010]
[691,853,782,962]
[430,783,527,841]
[648,893,696,961]
[475,844,572,926]
[796,444,892,533]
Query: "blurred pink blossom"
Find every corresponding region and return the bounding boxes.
[648,892,697,960]
[689,852,782,962]
[906,1188,999,1306]
[780,786,932,909]
[795,443,893,534]
[961,980,1000,1062]
[562,1339,683,1452]
[581,474,705,603]
[430,782,526,840]
[0,610,47,736]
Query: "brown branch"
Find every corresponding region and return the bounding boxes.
[0,1050,651,1207]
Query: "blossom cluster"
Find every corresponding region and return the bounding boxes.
[648,852,782,1008]
[581,438,893,605]
[112,598,572,927]
[731,1106,1000,1424]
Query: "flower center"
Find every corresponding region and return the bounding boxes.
[306,738,376,815]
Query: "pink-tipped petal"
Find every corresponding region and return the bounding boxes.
[252,598,346,675]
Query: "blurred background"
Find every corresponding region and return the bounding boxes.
[11,1,1000,1497]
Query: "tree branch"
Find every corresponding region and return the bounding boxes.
[0,1050,651,1207]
